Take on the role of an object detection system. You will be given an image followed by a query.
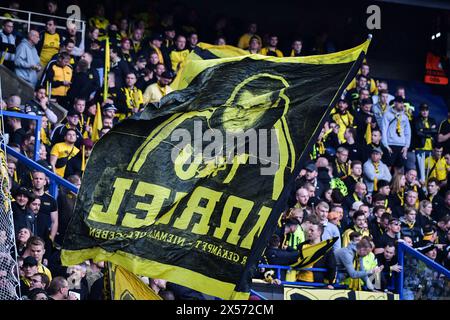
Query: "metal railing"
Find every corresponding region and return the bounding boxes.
[397,241,450,300]
[0,6,85,45]
[0,109,78,197]
[1,110,41,161]
[257,264,346,288]
[3,144,79,197]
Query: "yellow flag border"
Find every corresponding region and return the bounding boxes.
[174,39,371,90]
[61,247,250,300]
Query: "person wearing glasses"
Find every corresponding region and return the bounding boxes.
[29,273,50,291]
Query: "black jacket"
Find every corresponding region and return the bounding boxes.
[427,193,445,221]
[111,59,130,89]
[413,116,438,149]
[66,68,100,104]
[340,142,362,162]
[264,247,299,266]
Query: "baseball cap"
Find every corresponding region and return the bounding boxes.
[23,256,38,267]
[304,163,317,172]
[393,96,405,103]
[388,217,399,225]
[161,70,175,79]
[422,225,436,241]
[67,109,80,117]
[371,147,383,154]
[338,97,349,104]
[103,103,117,112]
[150,33,164,42]
[15,187,31,198]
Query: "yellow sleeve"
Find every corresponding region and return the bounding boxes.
[50,144,61,157]
[276,49,284,57]
[143,85,154,105]
[237,34,249,49]
[260,48,268,56]
[370,78,378,95]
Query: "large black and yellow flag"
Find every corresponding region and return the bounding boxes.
[61,39,371,300]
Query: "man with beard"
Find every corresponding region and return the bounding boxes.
[362,129,389,164]
[296,223,336,288]
[355,98,377,146]
[342,161,364,195]
[31,171,58,242]
[143,70,174,105]
[0,19,16,70]
[331,98,354,144]
[296,163,326,200]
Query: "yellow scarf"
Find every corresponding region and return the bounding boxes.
[40,127,50,146]
[318,141,325,155]
[124,87,144,114]
[336,159,351,177]
[349,253,362,291]
[404,220,415,229]
[396,113,402,136]
[373,161,380,192]
[398,191,404,206]
[365,121,372,144]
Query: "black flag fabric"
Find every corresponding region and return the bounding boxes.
[61,39,370,300]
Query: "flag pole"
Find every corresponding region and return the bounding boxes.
[103,38,110,103]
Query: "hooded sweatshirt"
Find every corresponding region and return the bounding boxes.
[14,39,40,86]
[381,107,411,148]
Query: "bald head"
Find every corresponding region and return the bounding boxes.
[316,157,329,168]
[28,30,40,45]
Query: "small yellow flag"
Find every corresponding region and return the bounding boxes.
[91,103,103,143]
[109,264,162,300]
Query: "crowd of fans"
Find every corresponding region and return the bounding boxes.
[0,1,449,300]
[263,66,450,294]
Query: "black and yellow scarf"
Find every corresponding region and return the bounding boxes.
[336,159,351,178]
[373,161,380,192]
[349,253,362,291]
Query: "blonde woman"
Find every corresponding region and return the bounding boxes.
[389,173,406,209]
[417,200,436,230]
